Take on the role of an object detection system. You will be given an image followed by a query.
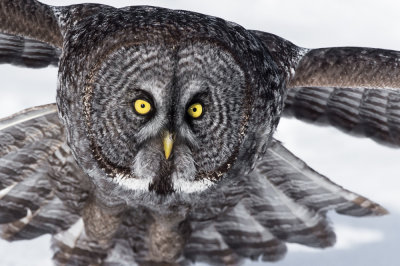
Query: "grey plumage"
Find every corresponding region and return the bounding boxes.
[0,33,60,67]
[0,105,75,244]
[289,47,400,89]
[284,86,400,147]
[0,0,62,46]
[0,1,397,265]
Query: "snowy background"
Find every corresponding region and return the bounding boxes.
[0,0,399,265]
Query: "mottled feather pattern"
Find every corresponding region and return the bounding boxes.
[262,140,387,216]
[0,105,82,243]
[213,203,287,262]
[56,5,283,205]
[184,224,242,266]
[289,47,400,88]
[0,0,62,47]
[52,218,108,266]
[46,142,91,213]
[3,196,79,241]
[250,30,309,82]
[0,104,61,190]
[242,171,337,248]
[284,86,400,147]
[0,32,60,67]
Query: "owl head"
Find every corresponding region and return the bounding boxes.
[57,6,284,204]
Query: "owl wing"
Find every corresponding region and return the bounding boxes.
[283,86,400,147]
[0,33,60,68]
[252,30,400,147]
[181,139,387,265]
[0,0,62,68]
[0,0,62,47]
[285,46,400,147]
[0,1,113,68]
[289,47,400,89]
[0,104,89,242]
[252,30,400,89]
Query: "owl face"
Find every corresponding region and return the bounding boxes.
[58,6,283,200]
[85,41,249,194]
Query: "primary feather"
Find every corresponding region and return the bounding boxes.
[284,86,400,147]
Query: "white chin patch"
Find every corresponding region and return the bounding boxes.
[112,174,153,192]
[111,174,214,194]
[172,177,214,194]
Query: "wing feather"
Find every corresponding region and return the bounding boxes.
[0,104,61,188]
[283,86,400,147]
[184,224,242,266]
[0,1,114,69]
[250,30,307,82]
[0,104,89,245]
[0,33,60,68]
[51,218,108,266]
[2,196,79,241]
[242,170,336,248]
[253,31,400,144]
[289,47,400,89]
[0,0,62,47]
[214,202,287,262]
[0,170,53,223]
[263,140,388,216]
[0,105,63,224]
[178,139,387,263]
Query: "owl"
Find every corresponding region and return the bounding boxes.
[0,0,399,265]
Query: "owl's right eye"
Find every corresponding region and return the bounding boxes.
[134,99,152,115]
[187,103,203,118]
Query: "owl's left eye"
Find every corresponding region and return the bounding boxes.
[134,99,152,115]
[187,103,203,118]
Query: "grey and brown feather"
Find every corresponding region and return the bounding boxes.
[0,1,397,265]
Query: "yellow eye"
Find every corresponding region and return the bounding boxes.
[134,99,151,115]
[188,103,203,118]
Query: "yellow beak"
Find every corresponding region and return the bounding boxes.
[163,131,174,160]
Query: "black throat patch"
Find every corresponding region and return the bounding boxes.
[148,158,175,195]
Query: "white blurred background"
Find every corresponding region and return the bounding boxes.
[0,1,399,265]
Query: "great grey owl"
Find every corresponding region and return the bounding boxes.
[0,0,399,265]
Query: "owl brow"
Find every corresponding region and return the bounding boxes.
[186,90,209,107]
[131,88,155,104]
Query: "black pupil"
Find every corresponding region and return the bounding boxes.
[192,107,197,112]
[141,103,145,108]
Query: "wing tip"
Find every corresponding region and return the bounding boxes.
[336,196,389,217]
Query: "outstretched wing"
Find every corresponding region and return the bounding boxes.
[0,104,89,242]
[0,0,62,47]
[181,139,386,265]
[289,47,400,89]
[0,33,60,68]
[284,86,400,147]
[0,0,113,68]
[0,106,127,266]
[252,30,400,147]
